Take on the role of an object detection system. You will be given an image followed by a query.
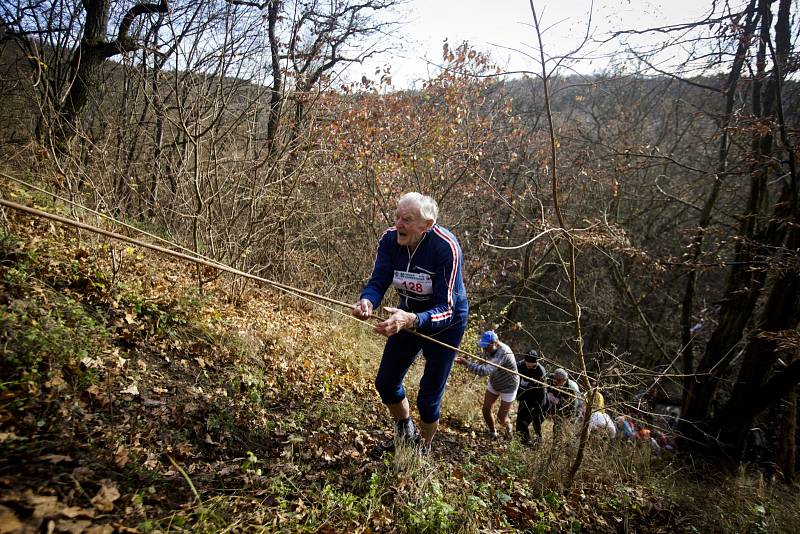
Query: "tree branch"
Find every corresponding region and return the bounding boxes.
[116,0,169,45]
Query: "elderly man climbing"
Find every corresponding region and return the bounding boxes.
[352,192,468,456]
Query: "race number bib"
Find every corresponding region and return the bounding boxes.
[392,270,433,295]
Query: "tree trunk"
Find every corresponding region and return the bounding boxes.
[679,0,757,415]
[56,0,112,145]
[55,0,169,146]
[775,384,796,483]
[265,0,282,157]
[677,0,788,448]
[713,235,800,459]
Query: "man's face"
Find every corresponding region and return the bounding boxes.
[553,375,566,387]
[524,360,536,369]
[395,204,432,248]
[482,342,495,356]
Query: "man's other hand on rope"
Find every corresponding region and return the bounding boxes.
[374,307,418,337]
[351,300,418,337]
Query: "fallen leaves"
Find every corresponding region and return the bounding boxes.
[1,215,668,532]
[0,491,100,534]
[25,491,61,518]
[59,506,95,519]
[36,454,73,464]
[120,383,139,396]
[90,480,120,512]
[113,446,129,468]
[0,433,21,444]
[80,356,104,370]
[0,505,23,533]
[84,384,111,406]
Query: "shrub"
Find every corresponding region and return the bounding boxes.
[0,296,108,389]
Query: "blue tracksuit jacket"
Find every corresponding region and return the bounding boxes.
[360,224,468,333]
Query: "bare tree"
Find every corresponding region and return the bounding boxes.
[1,0,170,147]
[230,0,401,155]
[605,0,799,464]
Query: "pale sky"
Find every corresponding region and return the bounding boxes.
[349,0,719,88]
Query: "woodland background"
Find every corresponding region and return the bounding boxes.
[0,0,799,531]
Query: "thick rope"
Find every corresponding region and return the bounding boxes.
[1,187,687,437]
[3,176,693,430]
[0,196,547,385]
[0,171,226,268]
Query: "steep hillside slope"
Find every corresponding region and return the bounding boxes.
[1,182,797,533]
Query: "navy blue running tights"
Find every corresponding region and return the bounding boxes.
[374,321,466,424]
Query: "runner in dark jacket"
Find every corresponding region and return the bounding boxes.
[515,349,548,445]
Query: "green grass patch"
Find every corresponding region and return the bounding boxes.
[0,294,108,389]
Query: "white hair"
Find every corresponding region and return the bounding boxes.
[397,192,438,222]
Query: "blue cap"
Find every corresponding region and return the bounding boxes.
[477,330,498,348]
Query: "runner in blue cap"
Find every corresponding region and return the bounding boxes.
[455,330,519,438]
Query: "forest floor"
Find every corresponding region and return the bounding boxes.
[1,180,799,533]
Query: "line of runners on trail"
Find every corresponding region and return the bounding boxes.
[456,330,674,454]
[352,192,673,458]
